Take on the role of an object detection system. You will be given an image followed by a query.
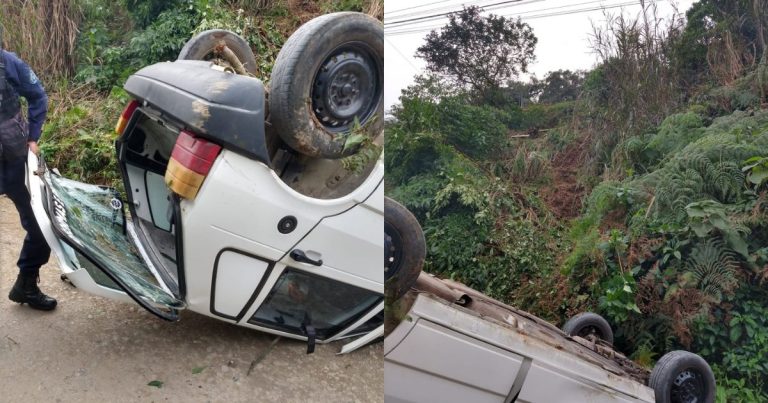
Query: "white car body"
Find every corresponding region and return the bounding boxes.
[384,274,656,402]
[27,61,384,354]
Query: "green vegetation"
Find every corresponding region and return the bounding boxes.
[0,0,382,188]
[387,1,768,397]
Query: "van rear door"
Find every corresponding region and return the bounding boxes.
[26,152,184,320]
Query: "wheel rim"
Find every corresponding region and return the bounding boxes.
[311,42,381,133]
[384,221,404,282]
[671,368,705,403]
[576,325,603,340]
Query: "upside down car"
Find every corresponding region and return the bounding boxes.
[27,12,384,354]
[383,199,716,403]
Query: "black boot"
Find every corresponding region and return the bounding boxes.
[8,273,57,311]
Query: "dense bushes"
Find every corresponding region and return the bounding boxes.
[435,98,509,158]
[386,82,567,312]
[390,65,768,399]
[561,108,768,397]
[39,86,131,188]
[76,4,201,90]
[692,287,768,401]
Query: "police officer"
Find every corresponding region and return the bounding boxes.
[0,27,56,310]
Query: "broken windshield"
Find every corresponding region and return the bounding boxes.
[43,167,184,312]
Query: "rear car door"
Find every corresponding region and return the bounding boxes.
[26,151,184,320]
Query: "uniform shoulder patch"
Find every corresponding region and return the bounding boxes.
[28,70,39,85]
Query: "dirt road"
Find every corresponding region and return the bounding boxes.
[0,197,383,403]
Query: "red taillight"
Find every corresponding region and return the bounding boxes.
[171,131,221,175]
[115,100,140,135]
[165,131,222,199]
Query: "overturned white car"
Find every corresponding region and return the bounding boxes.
[383,199,716,403]
[27,13,384,354]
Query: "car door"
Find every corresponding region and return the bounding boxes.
[178,148,384,324]
[26,151,184,321]
[241,263,383,345]
[285,180,384,285]
[231,180,384,345]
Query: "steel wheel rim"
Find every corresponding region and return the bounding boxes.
[671,368,705,403]
[311,42,381,133]
[577,325,603,340]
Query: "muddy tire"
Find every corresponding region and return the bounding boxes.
[269,12,383,159]
[562,312,614,345]
[385,197,425,302]
[177,29,258,75]
[649,351,715,403]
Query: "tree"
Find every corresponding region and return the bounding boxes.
[415,6,537,104]
[122,0,184,28]
[504,79,541,107]
[671,0,767,87]
[538,69,585,104]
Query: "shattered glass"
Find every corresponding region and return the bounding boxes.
[249,268,381,339]
[43,168,184,310]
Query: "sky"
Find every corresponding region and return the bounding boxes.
[384,0,697,111]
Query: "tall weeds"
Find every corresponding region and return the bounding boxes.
[0,0,80,79]
[582,1,686,177]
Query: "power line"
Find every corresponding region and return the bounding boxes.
[385,0,456,16]
[386,0,653,36]
[386,0,539,21]
[384,0,530,26]
[387,0,478,19]
[386,0,634,30]
[385,36,420,72]
[386,0,546,28]
[516,0,650,18]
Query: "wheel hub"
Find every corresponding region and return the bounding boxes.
[384,223,403,282]
[312,44,380,132]
[671,369,705,403]
[578,325,601,339]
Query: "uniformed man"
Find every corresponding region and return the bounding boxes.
[0,27,56,310]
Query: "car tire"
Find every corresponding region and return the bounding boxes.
[562,312,614,345]
[177,29,258,75]
[649,350,716,403]
[269,12,383,159]
[384,197,425,302]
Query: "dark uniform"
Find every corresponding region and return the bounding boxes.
[1,48,56,310]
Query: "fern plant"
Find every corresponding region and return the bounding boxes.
[686,239,740,303]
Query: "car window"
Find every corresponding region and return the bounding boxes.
[44,169,183,309]
[248,268,381,339]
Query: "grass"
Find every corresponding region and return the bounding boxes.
[40,82,129,187]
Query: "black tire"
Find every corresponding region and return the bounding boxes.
[384,197,425,301]
[649,351,716,403]
[269,12,383,159]
[177,29,258,75]
[562,312,614,345]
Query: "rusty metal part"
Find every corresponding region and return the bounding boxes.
[209,63,236,74]
[441,277,564,335]
[415,274,470,306]
[215,42,248,76]
[572,335,651,384]
[411,273,652,384]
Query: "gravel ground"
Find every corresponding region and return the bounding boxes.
[0,196,383,403]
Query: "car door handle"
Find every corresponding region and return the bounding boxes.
[290,249,323,266]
